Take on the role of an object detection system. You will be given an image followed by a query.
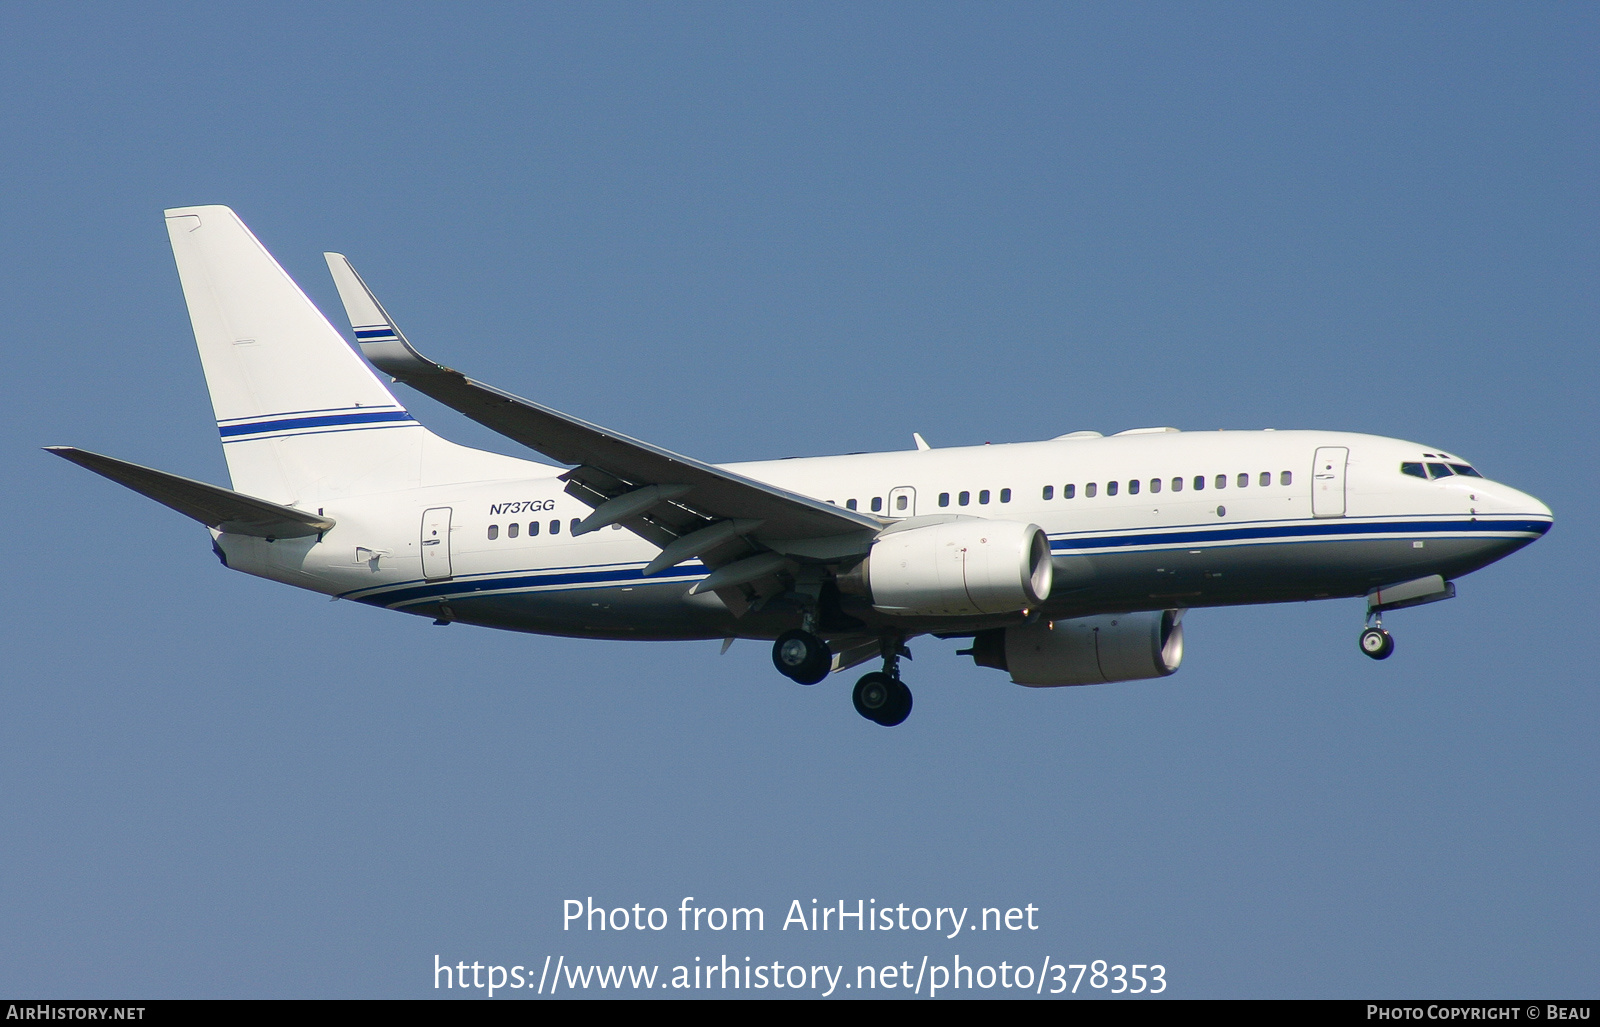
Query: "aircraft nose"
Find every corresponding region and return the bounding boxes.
[1499,484,1553,531]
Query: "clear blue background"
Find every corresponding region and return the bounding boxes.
[2,2,1593,998]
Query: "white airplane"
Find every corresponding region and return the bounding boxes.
[51,206,1553,726]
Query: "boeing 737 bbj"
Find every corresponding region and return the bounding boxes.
[50,207,1553,726]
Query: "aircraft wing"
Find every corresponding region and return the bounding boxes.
[324,254,880,594]
[320,249,883,601]
[46,447,334,539]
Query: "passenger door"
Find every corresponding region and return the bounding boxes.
[1311,448,1348,518]
[420,507,454,580]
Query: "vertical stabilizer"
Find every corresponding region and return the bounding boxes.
[165,206,429,503]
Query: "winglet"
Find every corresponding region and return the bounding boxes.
[912,432,931,451]
[324,253,445,377]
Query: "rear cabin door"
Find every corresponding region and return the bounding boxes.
[888,486,917,518]
[420,507,454,580]
[1311,447,1348,518]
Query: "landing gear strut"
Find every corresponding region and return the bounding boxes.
[772,629,830,685]
[853,635,913,726]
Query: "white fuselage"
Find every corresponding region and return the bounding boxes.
[214,427,1551,642]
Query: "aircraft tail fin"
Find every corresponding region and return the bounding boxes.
[164,206,545,501]
[165,206,434,503]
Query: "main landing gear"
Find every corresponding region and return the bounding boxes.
[853,672,912,727]
[771,627,915,726]
[772,629,830,685]
[854,637,913,727]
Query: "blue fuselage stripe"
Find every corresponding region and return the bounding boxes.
[1049,517,1549,552]
[219,410,414,437]
[353,562,704,609]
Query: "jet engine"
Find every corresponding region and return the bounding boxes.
[859,518,1053,617]
[966,610,1184,686]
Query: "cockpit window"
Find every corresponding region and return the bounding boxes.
[1449,463,1483,478]
[1426,462,1454,479]
[1401,462,1426,479]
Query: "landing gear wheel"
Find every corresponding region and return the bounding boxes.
[1359,626,1394,660]
[853,672,913,727]
[772,629,830,685]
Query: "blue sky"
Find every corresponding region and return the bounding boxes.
[2,2,1594,998]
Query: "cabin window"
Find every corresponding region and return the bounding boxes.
[571,518,582,534]
[1259,471,1271,486]
[1194,476,1205,490]
[1042,485,1054,500]
[959,491,971,506]
[1235,473,1247,488]
[1171,477,1183,492]
[1107,481,1119,496]
[549,519,561,535]
[487,524,499,540]
[846,499,857,510]
[979,490,991,504]
[1128,479,1140,495]
[1064,484,1076,499]
[871,496,883,512]
[528,521,540,536]
[1000,488,1011,503]
[939,492,950,507]
[1401,462,1426,479]
[507,522,519,538]
[1215,474,1227,489]
[1280,470,1292,485]
[895,493,909,512]
[1086,483,1097,498]
[1150,478,1161,494]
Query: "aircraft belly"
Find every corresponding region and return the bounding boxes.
[396,581,741,640]
[1041,534,1532,618]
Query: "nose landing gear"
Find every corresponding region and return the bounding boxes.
[1359,623,1395,660]
[1357,574,1455,661]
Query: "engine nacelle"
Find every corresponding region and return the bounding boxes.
[862,518,1053,617]
[968,610,1184,686]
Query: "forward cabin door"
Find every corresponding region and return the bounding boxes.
[888,486,917,519]
[1311,447,1348,518]
[421,507,454,580]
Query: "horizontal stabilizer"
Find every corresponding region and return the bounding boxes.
[46,447,334,539]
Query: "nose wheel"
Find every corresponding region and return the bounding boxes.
[1359,625,1394,660]
[772,629,831,685]
[853,672,913,726]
